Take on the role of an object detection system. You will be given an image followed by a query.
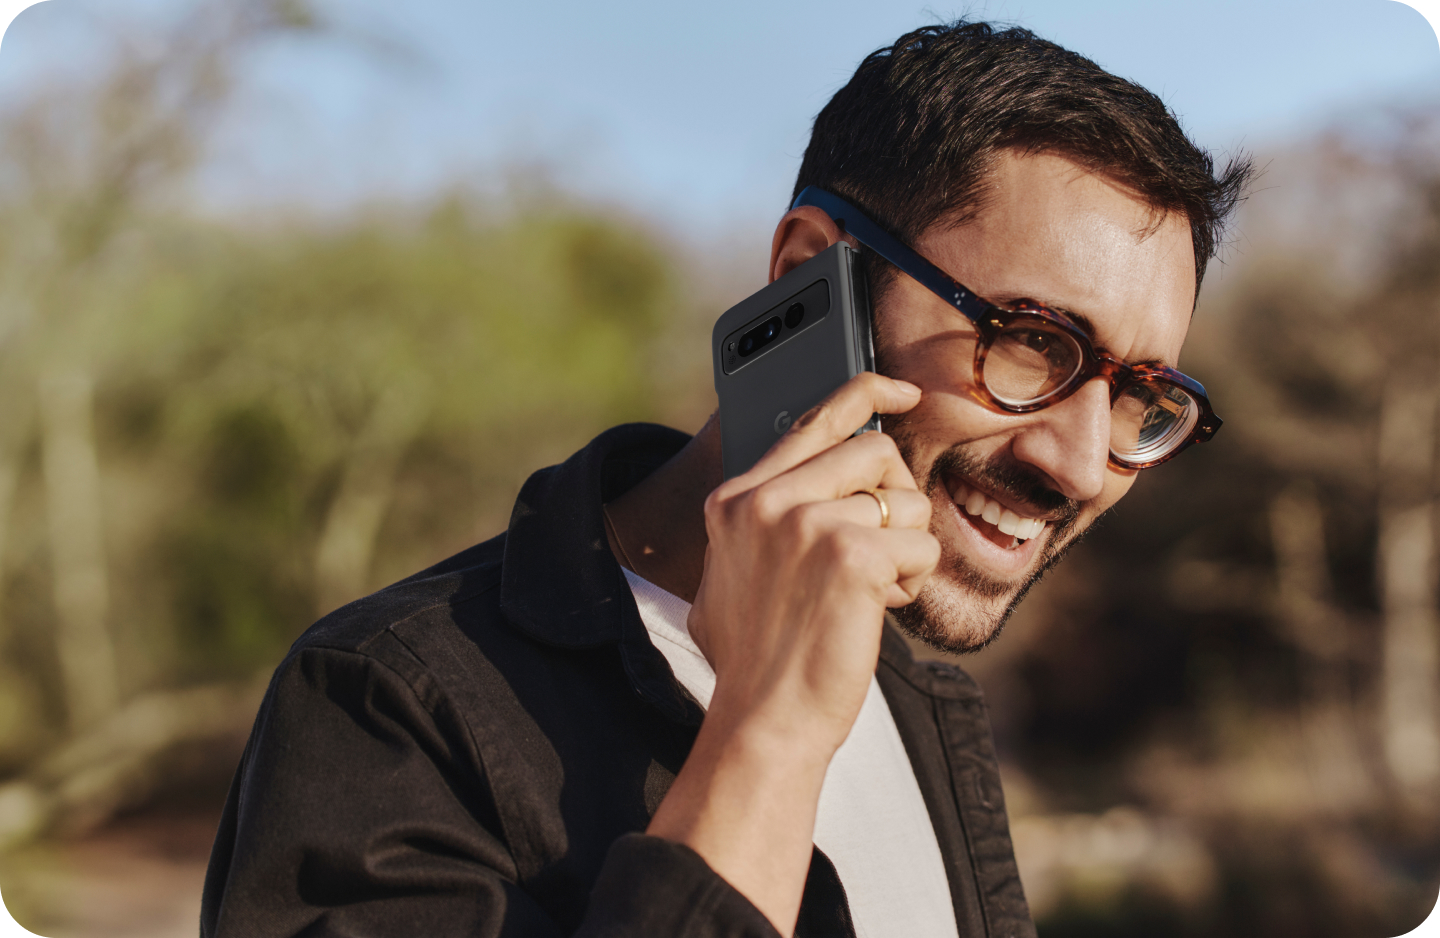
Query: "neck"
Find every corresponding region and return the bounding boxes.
[603,413,723,604]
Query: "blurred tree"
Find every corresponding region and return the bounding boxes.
[0,0,320,733]
[163,197,675,660]
[0,0,690,846]
[1370,145,1440,806]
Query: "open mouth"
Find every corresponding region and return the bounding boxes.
[944,476,1049,551]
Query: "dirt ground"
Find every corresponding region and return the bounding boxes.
[0,806,220,938]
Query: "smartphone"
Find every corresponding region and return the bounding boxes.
[712,242,880,480]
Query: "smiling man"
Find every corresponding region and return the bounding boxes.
[872,148,1205,652]
[203,20,1248,938]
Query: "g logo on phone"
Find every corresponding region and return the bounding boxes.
[773,410,792,435]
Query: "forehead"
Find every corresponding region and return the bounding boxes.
[913,150,1196,365]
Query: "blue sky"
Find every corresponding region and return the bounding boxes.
[0,0,1437,230]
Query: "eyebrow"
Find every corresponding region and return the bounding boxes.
[986,293,1172,370]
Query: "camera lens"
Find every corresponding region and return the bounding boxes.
[738,316,783,358]
[785,303,804,329]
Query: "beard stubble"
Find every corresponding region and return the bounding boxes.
[882,408,1089,655]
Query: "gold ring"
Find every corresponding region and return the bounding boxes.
[861,488,890,529]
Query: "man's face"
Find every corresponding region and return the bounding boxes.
[875,150,1196,653]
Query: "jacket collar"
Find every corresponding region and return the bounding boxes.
[496,421,973,722]
[499,422,703,723]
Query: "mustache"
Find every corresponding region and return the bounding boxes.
[926,446,1081,529]
[879,402,1085,542]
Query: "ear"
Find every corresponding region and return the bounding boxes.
[768,205,851,283]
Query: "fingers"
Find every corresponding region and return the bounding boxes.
[832,487,930,532]
[744,372,920,486]
[771,429,920,504]
[782,494,937,603]
[721,429,920,541]
[823,524,938,608]
[884,528,942,607]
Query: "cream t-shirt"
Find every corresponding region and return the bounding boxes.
[623,568,959,938]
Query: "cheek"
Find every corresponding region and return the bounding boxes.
[875,321,982,404]
[885,389,1020,493]
[1090,470,1138,517]
[874,287,976,375]
[887,380,996,445]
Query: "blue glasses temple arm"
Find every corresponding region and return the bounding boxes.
[791,186,990,325]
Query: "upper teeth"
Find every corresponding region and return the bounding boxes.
[954,483,1046,541]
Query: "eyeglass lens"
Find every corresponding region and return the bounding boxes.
[980,319,1200,466]
[1110,381,1199,465]
[983,320,1086,406]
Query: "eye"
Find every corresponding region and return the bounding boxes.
[1021,330,1054,353]
[1112,382,1159,420]
[1122,383,1159,407]
[1003,329,1060,356]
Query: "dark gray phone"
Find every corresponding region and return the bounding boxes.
[712,243,880,480]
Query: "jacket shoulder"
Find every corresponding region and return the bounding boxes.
[288,533,507,658]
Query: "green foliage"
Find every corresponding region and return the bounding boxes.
[154,402,310,678]
[202,405,302,516]
[164,517,310,680]
[0,188,689,707]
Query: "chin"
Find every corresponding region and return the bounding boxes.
[884,437,1095,657]
[894,484,1099,655]
[891,557,1032,655]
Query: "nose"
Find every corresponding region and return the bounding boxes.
[1009,377,1112,502]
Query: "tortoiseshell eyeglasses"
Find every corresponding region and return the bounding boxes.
[791,186,1222,470]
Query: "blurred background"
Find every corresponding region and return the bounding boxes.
[0,1,1435,935]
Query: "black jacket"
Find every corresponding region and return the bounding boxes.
[200,423,1036,938]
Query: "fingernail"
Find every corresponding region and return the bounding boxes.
[893,379,921,395]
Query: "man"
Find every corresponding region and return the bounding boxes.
[201,20,1248,938]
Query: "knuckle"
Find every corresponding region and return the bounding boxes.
[703,484,738,525]
[857,370,888,395]
[701,490,724,533]
[790,400,831,434]
[786,501,823,541]
[853,428,883,453]
[874,431,902,460]
[909,492,934,527]
[828,529,875,574]
[707,477,748,508]
[706,482,768,539]
[923,534,942,568]
[702,486,724,519]
[747,483,788,526]
[865,430,902,464]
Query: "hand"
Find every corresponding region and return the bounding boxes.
[692,371,937,754]
[647,372,939,935]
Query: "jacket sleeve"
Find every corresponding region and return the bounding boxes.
[200,644,781,938]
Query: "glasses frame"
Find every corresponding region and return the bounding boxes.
[790,186,1222,470]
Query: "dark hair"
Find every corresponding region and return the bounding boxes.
[794,21,1251,294]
